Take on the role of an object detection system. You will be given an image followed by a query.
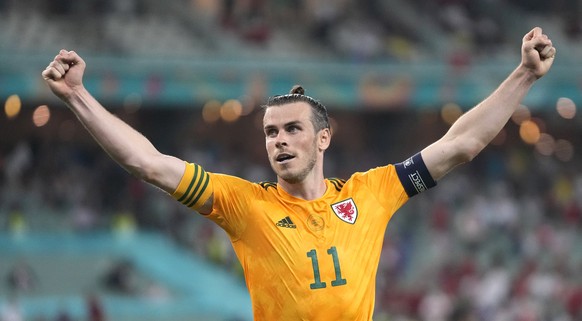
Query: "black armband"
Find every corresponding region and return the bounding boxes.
[395,152,437,197]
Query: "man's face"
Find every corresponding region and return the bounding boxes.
[263,102,326,184]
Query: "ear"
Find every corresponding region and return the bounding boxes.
[318,128,332,151]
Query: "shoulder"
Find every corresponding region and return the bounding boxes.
[345,164,397,182]
[210,173,277,193]
[334,165,402,194]
[325,165,394,189]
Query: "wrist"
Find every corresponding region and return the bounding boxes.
[63,86,88,105]
[515,63,539,84]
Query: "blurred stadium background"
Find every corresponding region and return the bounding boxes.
[1,0,582,320]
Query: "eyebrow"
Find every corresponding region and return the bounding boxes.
[264,121,303,131]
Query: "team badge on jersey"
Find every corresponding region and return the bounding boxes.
[307,214,325,232]
[331,198,358,224]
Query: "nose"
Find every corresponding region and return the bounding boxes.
[275,132,288,148]
[275,140,287,149]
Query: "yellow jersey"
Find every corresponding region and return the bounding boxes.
[174,163,418,320]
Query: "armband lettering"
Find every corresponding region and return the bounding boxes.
[395,153,436,197]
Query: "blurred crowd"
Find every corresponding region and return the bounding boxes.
[0,0,581,61]
[2,106,582,320]
[2,0,582,320]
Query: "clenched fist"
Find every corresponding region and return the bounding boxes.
[42,49,86,100]
[521,27,556,79]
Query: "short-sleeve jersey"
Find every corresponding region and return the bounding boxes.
[175,164,414,320]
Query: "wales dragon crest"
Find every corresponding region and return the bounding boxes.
[331,198,358,224]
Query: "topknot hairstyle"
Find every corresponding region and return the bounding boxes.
[264,85,330,132]
[289,85,305,95]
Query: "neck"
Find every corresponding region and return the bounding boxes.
[278,173,327,201]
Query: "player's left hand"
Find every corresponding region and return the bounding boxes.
[42,49,86,101]
[521,27,556,79]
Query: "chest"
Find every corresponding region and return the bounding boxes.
[234,193,392,297]
[242,193,388,252]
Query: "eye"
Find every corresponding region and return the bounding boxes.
[265,128,277,137]
[287,125,300,133]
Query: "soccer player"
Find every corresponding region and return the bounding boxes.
[42,27,556,320]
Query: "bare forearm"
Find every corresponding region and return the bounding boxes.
[448,64,537,151]
[418,27,554,181]
[66,88,157,172]
[422,65,538,180]
[64,88,184,192]
[42,50,185,194]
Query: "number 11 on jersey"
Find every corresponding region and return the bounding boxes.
[306,246,347,289]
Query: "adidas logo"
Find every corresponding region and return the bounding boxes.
[276,216,296,229]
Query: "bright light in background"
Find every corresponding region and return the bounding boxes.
[440,102,463,125]
[32,105,51,127]
[535,133,555,156]
[519,119,540,144]
[202,100,221,123]
[555,139,574,162]
[511,104,531,125]
[4,94,22,119]
[556,97,576,119]
[220,99,242,122]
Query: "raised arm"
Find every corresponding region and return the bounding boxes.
[421,27,556,181]
[42,50,213,213]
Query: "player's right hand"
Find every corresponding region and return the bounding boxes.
[41,49,86,100]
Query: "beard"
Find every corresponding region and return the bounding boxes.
[278,155,317,184]
[272,142,318,184]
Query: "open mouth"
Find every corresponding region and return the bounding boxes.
[276,153,295,163]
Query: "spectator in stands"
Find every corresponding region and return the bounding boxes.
[85,292,106,321]
[101,258,138,295]
[5,260,38,295]
[0,295,23,321]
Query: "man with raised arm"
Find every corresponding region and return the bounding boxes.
[42,27,555,320]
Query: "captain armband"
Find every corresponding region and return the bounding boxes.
[172,162,213,210]
[394,152,436,197]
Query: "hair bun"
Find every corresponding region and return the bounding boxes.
[289,85,304,95]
